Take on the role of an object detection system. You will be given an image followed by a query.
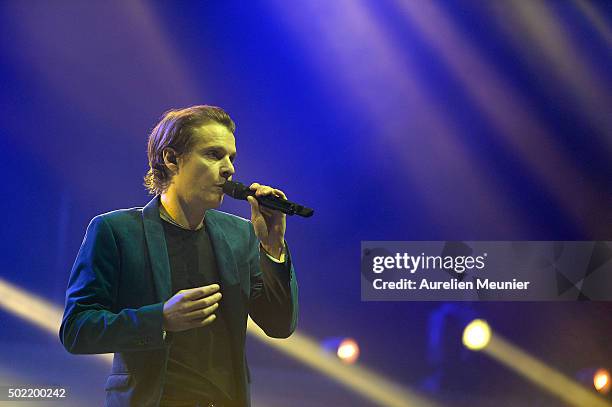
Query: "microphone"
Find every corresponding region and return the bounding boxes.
[222,180,314,218]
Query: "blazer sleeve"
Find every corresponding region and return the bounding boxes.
[59,215,166,354]
[247,223,299,338]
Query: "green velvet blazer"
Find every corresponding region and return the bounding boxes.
[59,197,298,407]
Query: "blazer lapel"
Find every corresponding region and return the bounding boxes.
[142,196,172,301]
[205,211,240,287]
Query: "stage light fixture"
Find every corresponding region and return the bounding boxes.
[337,338,360,364]
[462,319,491,351]
[594,368,611,394]
[250,321,438,407]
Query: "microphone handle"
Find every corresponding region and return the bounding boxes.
[223,180,314,218]
[255,194,313,217]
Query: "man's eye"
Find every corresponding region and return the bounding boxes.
[206,151,221,159]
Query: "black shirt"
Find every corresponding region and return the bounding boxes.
[160,219,236,404]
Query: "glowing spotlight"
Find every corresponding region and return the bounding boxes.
[0,277,112,363]
[252,326,437,407]
[337,338,360,364]
[462,319,491,351]
[594,368,611,394]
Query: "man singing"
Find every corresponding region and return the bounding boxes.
[60,105,299,407]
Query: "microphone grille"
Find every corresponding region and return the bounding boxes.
[222,180,249,199]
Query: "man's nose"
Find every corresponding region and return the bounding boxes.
[221,158,235,179]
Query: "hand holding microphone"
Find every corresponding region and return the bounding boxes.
[222,180,313,259]
[222,180,314,217]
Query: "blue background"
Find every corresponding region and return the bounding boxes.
[1,1,611,405]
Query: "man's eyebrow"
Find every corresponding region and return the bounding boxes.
[200,145,237,158]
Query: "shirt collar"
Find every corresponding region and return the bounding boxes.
[159,202,204,231]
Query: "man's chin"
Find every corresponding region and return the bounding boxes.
[209,193,224,207]
[196,194,223,211]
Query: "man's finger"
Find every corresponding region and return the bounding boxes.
[184,302,219,320]
[182,284,220,301]
[194,313,217,328]
[183,292,222,311]
[272,188,287,200]
[247,195,261,214]
[255,186,275,197]
[249,183,285,198]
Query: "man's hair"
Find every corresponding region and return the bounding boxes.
[144,105,236,195]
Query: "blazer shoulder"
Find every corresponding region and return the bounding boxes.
[91,207,144,229]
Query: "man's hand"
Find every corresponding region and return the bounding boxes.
[247,183,286,259]
[162,284,222,332]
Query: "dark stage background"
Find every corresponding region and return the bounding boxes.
[1,1,611,406]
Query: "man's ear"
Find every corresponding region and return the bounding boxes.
[162,148,179,175]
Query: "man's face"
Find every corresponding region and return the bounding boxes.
[171,122,236,209]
